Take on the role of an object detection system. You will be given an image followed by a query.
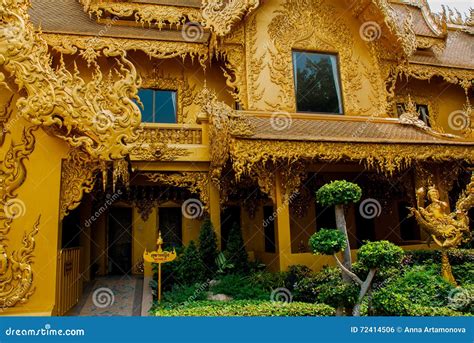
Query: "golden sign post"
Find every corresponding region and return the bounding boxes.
[143,231,177,303]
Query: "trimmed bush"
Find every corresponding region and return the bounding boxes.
[403,249,474,266]
[357,241,404,269]
[452,262,474,285]
[372,265,454,316]
[316,180,362,206]
[248,271,286,291]
[210,274,268,300]
[198,219,219,277]
[153,300,335,316]
[162,283,209,306]
[225,223,249,274]
[309,229,346,255]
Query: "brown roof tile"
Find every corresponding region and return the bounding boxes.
[238,115,474,146]
[29,0,209,42]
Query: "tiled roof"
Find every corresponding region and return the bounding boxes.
[236,115,474,146]
[391,3,440,37]
[410,31,474,69]
[29,0,209,42]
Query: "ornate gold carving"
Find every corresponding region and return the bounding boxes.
[230,138,474,178]
[80,0,201,29]
[144,172,210,207]
[266,0,387,115]
[43,33,209,69]
[0,123,39,309]
[411,175,473,284]
[0,216,40,309]
[201,0,260,36]
[60,149,101,221]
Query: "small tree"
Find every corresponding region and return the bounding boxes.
[198,219,219,278]
[310,229,403,316]
[316,181,362,274]
[175,241,205,285]
[225,223,249,274]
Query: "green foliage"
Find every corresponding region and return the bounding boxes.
[285,265,313,290]
[309,229,346,256]
[452,263,474,285]
[161,283,209,306]
[372,265,455,316]
[215,252,234,274]
[198,219,218,278]
[357,241,404,269]
[174,241,206,285]
[293,266,357,307]
[408,305,468,317]
[247,271,286,291]
[152,300,335,316]
[316,180,362,206]
[225,223,249,274]
[403,249,474,266]
[210,274,268,300]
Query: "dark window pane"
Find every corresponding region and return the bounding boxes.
[398,202,420,241]
[138,89,154,123]
[263,206,276,253]
[315,202,336,231]
[220,206,241,250]
[155,90,177,123]
[159,207,182,248]
[293,51,343,114]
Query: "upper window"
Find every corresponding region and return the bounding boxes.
[138,89,177,123]
[292,51,343,114]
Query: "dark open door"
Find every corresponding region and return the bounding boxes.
[107,207,132,275]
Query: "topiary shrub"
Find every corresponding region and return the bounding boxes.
[357,241,404,269]
[316,180,362,206]
[225,223,249,274]
[309,229,346,255]
[174,241,206,285]
[198,218,219,278]
[316,278,359,310]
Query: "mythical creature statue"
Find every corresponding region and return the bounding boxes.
[411,173,473,285]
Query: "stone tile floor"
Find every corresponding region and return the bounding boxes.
[67,276,143,316]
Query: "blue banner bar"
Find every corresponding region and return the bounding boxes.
[0,317,472,343]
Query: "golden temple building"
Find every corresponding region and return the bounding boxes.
[0,0,473,315]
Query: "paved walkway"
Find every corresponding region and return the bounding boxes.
[67,276,143,316]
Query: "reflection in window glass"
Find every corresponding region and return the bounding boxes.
[138,89,177,123]
[293,51,343,114]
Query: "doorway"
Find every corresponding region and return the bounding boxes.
[107,207,133,275]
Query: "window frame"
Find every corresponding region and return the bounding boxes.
[138,88,178,124]
[292,49,345,115]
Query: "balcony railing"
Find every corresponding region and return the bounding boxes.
[139,123,203,145]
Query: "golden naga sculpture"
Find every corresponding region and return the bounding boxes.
[410,174,473,285]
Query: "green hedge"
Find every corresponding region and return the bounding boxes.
[404,249,474,266]
[152,300,335,317]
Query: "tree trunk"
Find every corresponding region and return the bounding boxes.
[353,269,376,317]
[335,204,352,282]
[441,249,457,286]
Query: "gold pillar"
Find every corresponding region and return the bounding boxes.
[209,181,222,250]
[275,172,292,271]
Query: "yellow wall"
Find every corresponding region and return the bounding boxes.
[1,119,69,315]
